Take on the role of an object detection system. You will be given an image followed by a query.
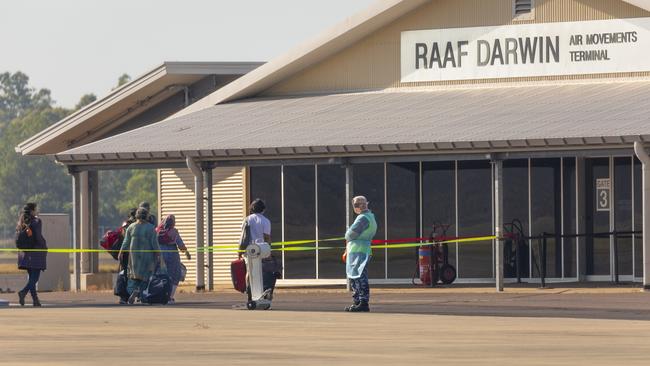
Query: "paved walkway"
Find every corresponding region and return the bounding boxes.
[2,287,650,366]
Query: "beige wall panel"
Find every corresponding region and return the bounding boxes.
[264,0,650,96]
[159,168,197,283]
[211,167,246,284]
[159,167,246,286]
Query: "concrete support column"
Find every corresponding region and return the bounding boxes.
[634,142,650,290]
[204,167,214,291]
[187,158,205,291]
[492,159,504,292]
[89,171,99,274]
[79,171,91,274]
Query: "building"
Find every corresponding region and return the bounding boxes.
[17,0,650,291]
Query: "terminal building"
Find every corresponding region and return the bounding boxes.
[17,0,650,290]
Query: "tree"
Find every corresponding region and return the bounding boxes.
[114,170,157,218]
[0,71,52,133]
[0,106,70,227]
[75,93,97,110]
[116,74,131,88]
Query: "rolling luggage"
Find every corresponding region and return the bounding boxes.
[114,266,129,300]
[141,270,172,305]
[231,258,247,293]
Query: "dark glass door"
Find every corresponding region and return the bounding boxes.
[585,158,611,276]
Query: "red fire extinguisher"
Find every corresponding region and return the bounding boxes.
[418,246,432,286]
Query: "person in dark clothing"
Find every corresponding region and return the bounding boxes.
[117,208,137,304]
[16,202,47,307]
[138,202,157,226]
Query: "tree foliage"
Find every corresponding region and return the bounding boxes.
[0,72,157,233]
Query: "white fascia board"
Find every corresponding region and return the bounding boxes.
[163,61,264,75]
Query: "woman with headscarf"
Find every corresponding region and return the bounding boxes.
[118,207,162,304]
[15,202,47,307]
[156,215,190,304]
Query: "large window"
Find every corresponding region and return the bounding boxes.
[634,158,643,278]
[615,157,633,276]
[531,158,562,278]
[249,166,282,240]
[248,153,641,281]
[283,166,316,279]
[563,157,577,278]
[585,158,611,276]
[503,159,530,278]
[317,165,346,279]
[422,161,456,269]
[457,161,493,278]
[353,164,386,279]
[386,163,420,278]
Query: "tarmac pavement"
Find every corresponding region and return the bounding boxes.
[2,286,650,365]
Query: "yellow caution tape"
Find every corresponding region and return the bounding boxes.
[0,235,496,254]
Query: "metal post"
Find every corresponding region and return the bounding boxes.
[205,167,214,291]
[613,231,619,284]
[633,142,650,290]
[187,158,205,291]
[345,164,353,291]
[516,236,522,284]
[541,233,547,289]
[493,159,504,292]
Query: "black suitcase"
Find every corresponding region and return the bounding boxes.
[114,267,129,299]
[141,271,172,305]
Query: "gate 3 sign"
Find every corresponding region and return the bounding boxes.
[401,17,650,83]
[596,178,611,212]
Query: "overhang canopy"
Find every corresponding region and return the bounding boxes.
[56,80,650,165]
[16,61,263,155]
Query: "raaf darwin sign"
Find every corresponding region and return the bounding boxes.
[401,17,650,82]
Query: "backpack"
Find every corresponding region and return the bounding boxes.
[100,229,123,260]
[238,218,252,252]
[15,225,36,250]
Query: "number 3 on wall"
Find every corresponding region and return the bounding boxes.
[598,190,609,210]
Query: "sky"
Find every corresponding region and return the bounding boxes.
[0,0,376,108]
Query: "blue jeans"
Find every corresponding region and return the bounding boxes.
[127,278,147,296]
[21,269,41,297]
[350,267,369,303]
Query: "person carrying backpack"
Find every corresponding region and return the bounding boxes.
[15,202,47,307]
[118,208,162,304]
[155,214,190,304]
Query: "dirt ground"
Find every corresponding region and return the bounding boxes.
[1,286,650,365]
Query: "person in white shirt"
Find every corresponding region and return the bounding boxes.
[240,199,280,296]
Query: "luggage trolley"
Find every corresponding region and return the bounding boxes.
[231,241,274,310]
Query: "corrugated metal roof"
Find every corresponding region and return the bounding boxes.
[56,80,650,163]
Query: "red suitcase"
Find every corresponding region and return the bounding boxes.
[231,258,247,293]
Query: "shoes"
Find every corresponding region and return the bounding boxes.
[344,300,360,312]
[128,289,140,305]
[167,298,175,305]
[119,298,128,305]
[345,301,369,312]
[32,294,42,307]
[18,290,27,307]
